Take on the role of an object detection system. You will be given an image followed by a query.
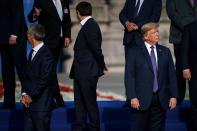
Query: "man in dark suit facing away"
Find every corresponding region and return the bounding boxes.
[28,0,72,107]
[181,21,197,131]
[21,24,56,131]
[125,23,178,131]
[0,0,27,108]
[166,0,197,105]
[70,2,108,131]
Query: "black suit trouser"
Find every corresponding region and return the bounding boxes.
[130,94,166,131]
[0,42,26,107]
[73,77,100,131]
[174,44,186,104]
[45,38,64,106]
[24,109,51,131]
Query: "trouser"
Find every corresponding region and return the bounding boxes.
[1,41,27,108]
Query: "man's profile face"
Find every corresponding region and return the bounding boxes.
[27,33,34,46]
[145,28,160,44]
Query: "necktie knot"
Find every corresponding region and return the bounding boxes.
[150,46,154,50]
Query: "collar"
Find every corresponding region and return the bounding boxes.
[80,16,92,26]
[33,42,44,52]
[145,42,156,49]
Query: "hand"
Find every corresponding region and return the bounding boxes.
[34,7,42,16]
[183,69,191,80]
[104,66,109,75]
[9,36,17,45]
[169,98,177,110]
[125,21,138,32]
[64,37,72,47]
[130,98,140,110]
[21,95,32,108]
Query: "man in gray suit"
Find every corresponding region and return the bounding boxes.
[166,0,197,104]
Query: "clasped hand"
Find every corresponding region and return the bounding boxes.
[21,95,32,108]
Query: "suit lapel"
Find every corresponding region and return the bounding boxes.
[156,44,163,79]
[30,46,45,64]
[140,43,154,73]
[49,0,63,21]
[136,0,146,18]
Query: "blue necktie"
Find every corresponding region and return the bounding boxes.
[134,0,140,18]
[150,46,158,92]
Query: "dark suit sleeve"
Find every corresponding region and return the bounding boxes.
[28,9,37,23]
[84,22,106,70]
[125,47,137,100]
[63,0,71,38]
[27,0,40,23]
[29,53,55,99]
[119,0,129,26]
[180,25,190,70]
[166,0,193,31]
[167,48,178,98]
[9,0,23,36]
[137,0,162,28]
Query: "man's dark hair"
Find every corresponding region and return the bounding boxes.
[28,24,45,41]
[76,1,92,16]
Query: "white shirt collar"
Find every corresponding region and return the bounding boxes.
[80,16,92,26]
[33,42,44,53]
[144,41,158,64]
[145,42,156,52]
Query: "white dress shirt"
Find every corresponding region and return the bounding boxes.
[31,42,44,60]
[145,42,158,66]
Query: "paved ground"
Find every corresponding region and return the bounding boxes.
[58,67,126,98]
[58,66,189,100]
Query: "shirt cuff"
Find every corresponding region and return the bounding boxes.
[22,92,27,96]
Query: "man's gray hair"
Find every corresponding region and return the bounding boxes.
[28,24,45,41]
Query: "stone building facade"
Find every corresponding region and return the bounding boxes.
[65,0,172,72]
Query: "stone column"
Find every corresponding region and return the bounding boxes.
[101,0,126,66]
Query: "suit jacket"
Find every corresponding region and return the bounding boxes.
[119,0,162,46]
[28,0,71,49]
[0,0,27,44]
[70,18,106,79]
[22,45,56,111]
[166,0,197,44]
[181,21,197,77]
[125,43,178,110]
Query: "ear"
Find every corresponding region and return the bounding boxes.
[76,10,80,16]
[144,34,148,41]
